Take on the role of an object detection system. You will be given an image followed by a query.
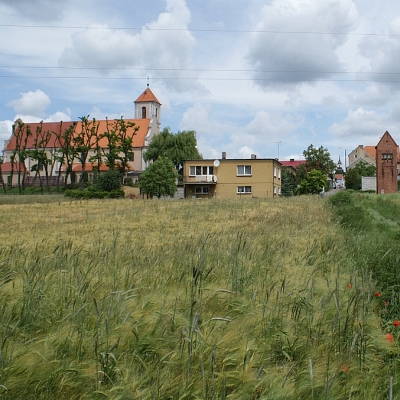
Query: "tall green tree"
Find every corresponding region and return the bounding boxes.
[143,128,202,177]
[302,144,336,177]
[138,157,177,199]
[281,167,297,197]
[0,156,6,194]
[345,161,376,190]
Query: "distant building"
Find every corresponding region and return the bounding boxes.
[376,131,399,194]
[347,145,376,169]
[183,153,281,199]
[1,85,161,186]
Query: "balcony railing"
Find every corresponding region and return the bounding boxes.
[191,175,217,183]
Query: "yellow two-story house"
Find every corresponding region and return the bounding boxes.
[183,155,281,199]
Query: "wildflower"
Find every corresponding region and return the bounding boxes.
[346,283,352,289]
[393,320,399,327]
[386,333,393,343]
[375,292,381,297]
[341,365,348,372]
[384,301,388,306]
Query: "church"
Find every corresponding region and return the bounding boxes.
[1,85,161,187]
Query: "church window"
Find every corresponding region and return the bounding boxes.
[142,107,146,118]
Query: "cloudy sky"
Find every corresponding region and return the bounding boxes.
[1,0,400,164]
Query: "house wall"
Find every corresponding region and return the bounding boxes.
[361,176,376,191]
[348,145,376,168]
[183,159,281,199]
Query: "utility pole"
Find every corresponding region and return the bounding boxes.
[275,141,282,160]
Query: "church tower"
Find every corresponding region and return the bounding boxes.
[134,83,161,131]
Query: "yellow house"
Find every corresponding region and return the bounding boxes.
[183,156,281,199]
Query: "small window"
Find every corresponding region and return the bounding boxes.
[278,168,281,179]
[195,186,209,194]
[237,186,252,194]
[142,106,146,118]
[274,166,277,177]
[189,165,214,176]
[354,154,358,159]
[382,153,393,160]
[237,165,252,176]
[129,152,134,162]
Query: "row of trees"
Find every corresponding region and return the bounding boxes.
[1,117,138,194]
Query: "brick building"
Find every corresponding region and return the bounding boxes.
[376,131,398,194]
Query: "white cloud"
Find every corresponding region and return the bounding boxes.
[247,0,359,87]
[329,107,396,138]
[58,0,205,93]
[7,90,50,118]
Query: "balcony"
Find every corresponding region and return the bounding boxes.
[195,175,217,183]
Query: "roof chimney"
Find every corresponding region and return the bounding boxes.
[222,152,226,159]
[290,158,294,161]
[251,154,256,159]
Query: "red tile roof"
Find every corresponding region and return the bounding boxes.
[363,146,376,159]
[134,87,161,104]
[5,119,150,152]
[0,162,26,173]
[279,160,306,168]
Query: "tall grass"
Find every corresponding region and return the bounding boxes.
[0,196,395,398]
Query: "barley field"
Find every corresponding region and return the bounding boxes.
[0,195,396,399]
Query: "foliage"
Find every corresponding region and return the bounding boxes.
[302,144,336,177]
[298,169,326,194]
[95,170,123,192]
[0,196,394,399]
[280,167,297,196]
[345,160,376,190]
[64,188,124,199]
[143,127,202,175]
[139,157,177,198]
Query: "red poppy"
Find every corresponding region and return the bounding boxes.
[393,320,399,327]
[386,333,393,343]
[346,283,352,289]
[375,292,381,297]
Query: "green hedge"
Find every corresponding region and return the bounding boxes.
[64,189,124,199]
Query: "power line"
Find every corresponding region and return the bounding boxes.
[1,75,400,83]
[2,66,400,76]
[0,23,399,37]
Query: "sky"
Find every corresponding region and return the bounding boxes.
[1,0,400,164]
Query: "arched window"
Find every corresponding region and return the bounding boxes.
[142,106,146,118]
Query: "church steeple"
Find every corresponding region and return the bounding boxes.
[134,85,161,128]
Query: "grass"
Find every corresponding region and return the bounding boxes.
[0,195,396,399]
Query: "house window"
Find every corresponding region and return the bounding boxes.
[237,186,252,194]
[278,168,281,179]
[129,152,134,162]
[189,166,214,176]
[237,165,252,176]
[274,186,277,194]
[142,106,146,118]
[195,186,209,194]
[382,153,393,160]
[274,166,277,177]
[38,160,44,171]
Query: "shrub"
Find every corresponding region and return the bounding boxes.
[95,170,122,192]
[64,189,124,199]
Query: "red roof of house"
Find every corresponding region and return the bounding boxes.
[279,160,306,168]
[134,87,161,104]
[5,119,150,152]
[363,146,376,159]
[0,162,26,173]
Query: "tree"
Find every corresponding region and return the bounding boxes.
[280,167,297,197]
[95,170,122,192]
[143,128,202,178]
[138,157,177,199]
[0,156,6,194]
[345,161,376,190]
[298,169,326,195]
[302,144,336,177]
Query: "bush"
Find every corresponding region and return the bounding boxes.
[327,190,353,207]
[64,189,124,199]
[95,170,122,192]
